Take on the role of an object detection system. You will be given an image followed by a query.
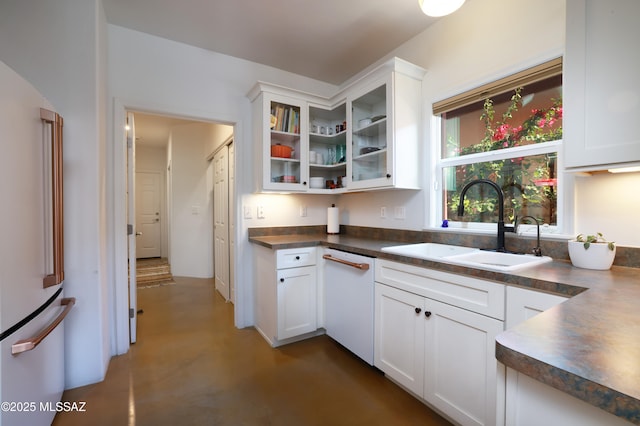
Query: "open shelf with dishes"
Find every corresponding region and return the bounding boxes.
[269,129,301,184]
[308,103,347,192]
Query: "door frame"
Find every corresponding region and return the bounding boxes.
[112,98,243,355]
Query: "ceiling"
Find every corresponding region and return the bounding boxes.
[102,0,439,85]
[132,113,207,147]
[103,0,441,147]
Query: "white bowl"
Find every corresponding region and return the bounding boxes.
[309,177,324,189]
[568,240,616,270]
[358,118,372,128]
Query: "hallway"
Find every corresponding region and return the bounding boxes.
[53,277,452,425]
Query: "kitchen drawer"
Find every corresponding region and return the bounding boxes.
[375,259,505,320]
[276,247,317,269]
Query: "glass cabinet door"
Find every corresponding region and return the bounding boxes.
[349,81,391,189]
[264,96,308,191]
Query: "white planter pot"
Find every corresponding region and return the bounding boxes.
[568,240,616,270]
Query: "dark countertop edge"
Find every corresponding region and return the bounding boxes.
[496,342,640,424]
[249,232,640,423]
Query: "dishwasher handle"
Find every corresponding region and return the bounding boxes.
[323,254,370,271]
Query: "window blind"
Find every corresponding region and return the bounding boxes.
[432,57,563,116]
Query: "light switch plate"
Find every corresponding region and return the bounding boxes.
[243,205,252,219]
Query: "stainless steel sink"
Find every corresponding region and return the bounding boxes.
[380,243,479,260]
[444,250,552,272]
[381,242,552,272]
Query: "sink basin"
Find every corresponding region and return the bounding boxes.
[381,243,479,260]
[445,251,552,272]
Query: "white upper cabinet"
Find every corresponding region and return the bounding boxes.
[248,57,426,192]
[251,91,309,191]
[564,0,640,170]
[347,63,423,190]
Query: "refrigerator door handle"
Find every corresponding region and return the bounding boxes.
[11,297,76,355]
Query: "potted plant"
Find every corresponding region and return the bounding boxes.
[568,232,616,270]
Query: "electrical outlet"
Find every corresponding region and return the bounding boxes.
[243,205,252,219]
[380,207,387,218]
[394,206,406,220]
[300,205,307,217]
[257,205,265,219]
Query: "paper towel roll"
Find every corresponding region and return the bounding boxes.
[327,205,339,234]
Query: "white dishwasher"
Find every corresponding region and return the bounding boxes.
[323,248,375,365]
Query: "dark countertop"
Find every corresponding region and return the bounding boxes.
[249,233,640,424]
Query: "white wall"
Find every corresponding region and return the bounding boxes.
[243,193,339,228]
[574,173,640,247]
[0,0,111,389]
[169,123,214,277]
[204,125,234,159]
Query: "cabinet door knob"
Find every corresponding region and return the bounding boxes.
[386,173,391,178]
[303,181,307,185]
[425,311,432,318]
[279,278,285,283]
[295,256,300,260]
[415,307,422,314]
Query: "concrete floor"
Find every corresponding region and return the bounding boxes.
[53,277,452,426]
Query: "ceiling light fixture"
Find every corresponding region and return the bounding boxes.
[419,0,466,17]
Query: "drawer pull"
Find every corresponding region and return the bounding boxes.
[322,254,370,271]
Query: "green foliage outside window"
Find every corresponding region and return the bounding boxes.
[445,87,562,225]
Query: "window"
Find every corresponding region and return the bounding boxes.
[433,58,563,229]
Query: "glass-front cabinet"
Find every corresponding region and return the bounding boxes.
[349,80,391,189]
[347,66,423,191]
[249,57,425,193]
[253,92,309,191]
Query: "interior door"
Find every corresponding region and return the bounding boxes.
[135,171,162,258]
[228,141,235,304]
[126,111,138,343]
[213,145,230,300]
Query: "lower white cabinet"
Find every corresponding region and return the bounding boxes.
[375,283,425,396]
[375,260,505,426]
[254,245,318,346]
[276,264,317,340]
[424,297,503,426]
[505,286,567,330]
[504,368,631,426]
